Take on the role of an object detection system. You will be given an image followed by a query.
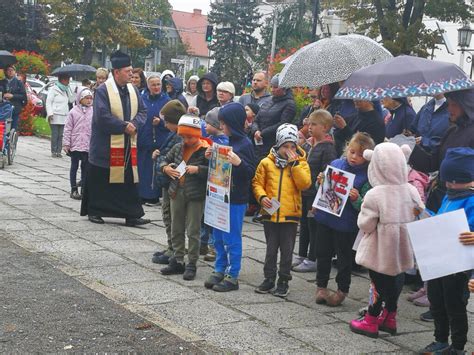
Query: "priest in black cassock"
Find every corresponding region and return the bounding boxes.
[81,50,149,226]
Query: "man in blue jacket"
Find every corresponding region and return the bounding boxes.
[1,65,27,130]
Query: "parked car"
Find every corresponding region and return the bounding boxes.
[26,77,47,93]
[24,82,44,116]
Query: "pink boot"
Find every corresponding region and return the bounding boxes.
[350,313,379,338]
[377,309,397,335]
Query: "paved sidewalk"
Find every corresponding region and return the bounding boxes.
[0,136,472,352]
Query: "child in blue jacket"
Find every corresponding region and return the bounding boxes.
[421,147,474,355]
[204,103,256,292]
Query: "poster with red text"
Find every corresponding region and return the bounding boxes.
[312,165,355,217]
[204,144,232,232]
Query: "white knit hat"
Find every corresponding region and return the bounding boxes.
[275,123,298,148]
[178,114,201,129]
[80,88,93,101]
[216,81,235,96]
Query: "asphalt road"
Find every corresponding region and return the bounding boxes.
[0,234,209,353]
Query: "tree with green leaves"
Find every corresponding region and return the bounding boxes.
[0,0,50,52]
[258,0,314,63]
[328,0,472,57]
[39,0,170,65]
[208,0,261,93]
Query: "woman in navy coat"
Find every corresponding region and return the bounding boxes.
[138,74,170,204]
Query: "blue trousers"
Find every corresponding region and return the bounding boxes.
[213,203,246,279]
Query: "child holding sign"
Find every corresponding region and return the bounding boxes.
[204,103,256,292]
[253,124,311,297]
[314,132,374,306]
[420,147,474,355]
[159,114,210,281]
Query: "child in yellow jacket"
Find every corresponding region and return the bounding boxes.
[253,123,311,297]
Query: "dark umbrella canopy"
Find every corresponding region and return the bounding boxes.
[336,55,474,100]
[52,64,97,77]
[0,50,17,69]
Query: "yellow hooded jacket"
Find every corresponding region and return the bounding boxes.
[252,146,311,223]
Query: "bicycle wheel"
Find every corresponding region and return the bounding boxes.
[7,129,18,165]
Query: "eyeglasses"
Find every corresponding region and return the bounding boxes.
[310,95,319,99]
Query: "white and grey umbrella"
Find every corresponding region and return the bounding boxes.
[278,34,392,88]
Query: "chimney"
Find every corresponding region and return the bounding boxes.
[193,9,202,15]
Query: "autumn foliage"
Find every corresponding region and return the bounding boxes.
[19,101,35,136]
[13,50,50,75]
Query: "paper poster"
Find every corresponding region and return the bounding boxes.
[262,198,280,216]
[175,160,187,178]
[407,209,474,281]
[204,143,232,233]
[312,165,355,217]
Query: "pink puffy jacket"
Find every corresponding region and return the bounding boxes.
[62,88,93,152]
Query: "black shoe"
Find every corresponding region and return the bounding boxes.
[152,253,170,264]
[272,280,289,298]
[160,258,185,275]
[213,276,239,292]
[255,278,275,294]
[88,215,104,224]
[183,264,196,281]
[70,190,82,200]
[204,272,225,289]
[420,310,434,322]
[125,218,151,227]
[153,250,165,257]
[252,214,264,223]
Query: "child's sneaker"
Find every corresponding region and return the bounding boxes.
[407,287,426,302]
[420,310,434,322]
[413,294,430,307]
[315,287,329,304]
[350,313,379,338]
[326,289,347,307]
[70,189,81,200]
[292,258,317,272]
[291,255,305,267]
[160,258,185,275]
[204,247,216,262]
[204,272,225,289]
[419,341,450,354]
[272,280,289,298]
[183,264,197,281]
[255,278,275,294]
[213,276,239,292]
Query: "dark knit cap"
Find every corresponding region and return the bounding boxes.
[440,147,474,183]
[160,100,186,124]
[110,50,131,69]
[246,103,260,116]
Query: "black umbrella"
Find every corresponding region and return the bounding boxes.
[51,64,97,77]
[0,50,17,69]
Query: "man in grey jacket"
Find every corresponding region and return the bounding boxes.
[239,71,271,108]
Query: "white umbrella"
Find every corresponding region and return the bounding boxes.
[278,34,392,88]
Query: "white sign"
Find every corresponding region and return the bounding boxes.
[313,165,355,217]
[262,198,281,216]
[407,209,474,281]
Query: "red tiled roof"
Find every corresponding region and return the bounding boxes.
[171,9,209,58]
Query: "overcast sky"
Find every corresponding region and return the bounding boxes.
[168,0,212,14]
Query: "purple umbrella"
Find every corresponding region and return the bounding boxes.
[335,55,474,100]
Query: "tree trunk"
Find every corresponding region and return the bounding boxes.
[409,0,426,26]
[81,39,94,64]
[374,0,391,40]
[402,0,414,29]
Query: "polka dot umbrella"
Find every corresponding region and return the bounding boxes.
[278,34,392,89]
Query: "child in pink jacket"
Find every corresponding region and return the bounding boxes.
[62,88,93,200]
[350,142,424,338]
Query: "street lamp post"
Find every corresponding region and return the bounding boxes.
[457,23,474,79]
